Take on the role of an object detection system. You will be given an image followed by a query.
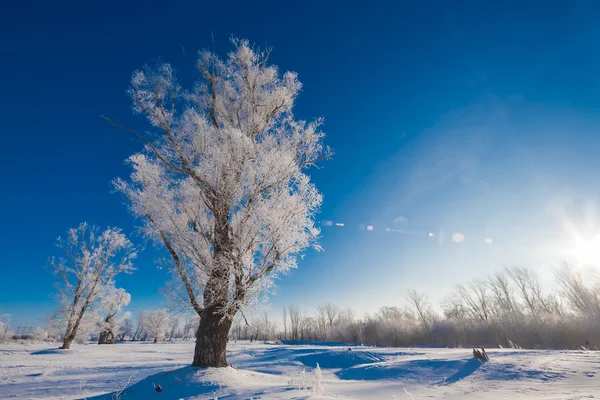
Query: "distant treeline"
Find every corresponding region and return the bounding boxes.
[231,263,600,350]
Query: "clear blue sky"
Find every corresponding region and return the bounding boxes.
[2,0,600,327]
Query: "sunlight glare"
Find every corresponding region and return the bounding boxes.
[566,234,600,267]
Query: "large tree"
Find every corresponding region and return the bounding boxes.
[112,38,330,367]
[51,223,136,349]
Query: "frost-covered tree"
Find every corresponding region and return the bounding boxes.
[168,316,180,340]
[97,285,131,344]
[131,310,148,341]
[111,38,330,366]
[0,314,12,343]
[118,318,134,341]
[143,309,170,343]
[50,223,136,349]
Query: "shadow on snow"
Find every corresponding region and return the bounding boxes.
[84,366,220,400]
[295,350,386,369]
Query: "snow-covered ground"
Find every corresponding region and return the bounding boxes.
[1,341,599,399]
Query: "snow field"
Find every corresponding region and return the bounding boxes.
[1,341,599,399]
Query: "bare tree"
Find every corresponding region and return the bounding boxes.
[406,289,435,331]
[376,306,410,346]
[50,223,136,349]
[282,307,288,340]
[256,312,276,340]
[288,305,301,340]
[454,279,492,324]
[168,317,180,340]
[231,314,243,341]
[555,263,600,316]
[487,271,519,317]
[323,303,339,330]
[315,305,328,340]
[442,293,468,321]
[111,38,330,367]
[506,266,553,316]
[131,311,147,341]
[182,314,200,340]
[300,316,318,340]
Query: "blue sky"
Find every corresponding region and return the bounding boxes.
[2,0,600,327]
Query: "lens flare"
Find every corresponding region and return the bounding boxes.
[452,233,464,243]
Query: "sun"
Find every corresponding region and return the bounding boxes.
[565,234,600,267]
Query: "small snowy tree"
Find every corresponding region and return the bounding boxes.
[97,285,131,344]
[311,363,324,395]
[0,314,12,343]
[118,318,134,341]
[50,223,136,349]
[111,38,330,367]
[144,309,170,343]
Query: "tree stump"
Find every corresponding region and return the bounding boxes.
[472,347,489,361]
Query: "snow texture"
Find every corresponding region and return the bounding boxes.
[1,341,599,399]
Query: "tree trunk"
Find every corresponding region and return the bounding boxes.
[98,316,116,344]
[98,330,115,344]
[60,334,74,349]
[60,320,80,349]
[192,306,233,367]
[60,301,90,349]
[191,214,234,367]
